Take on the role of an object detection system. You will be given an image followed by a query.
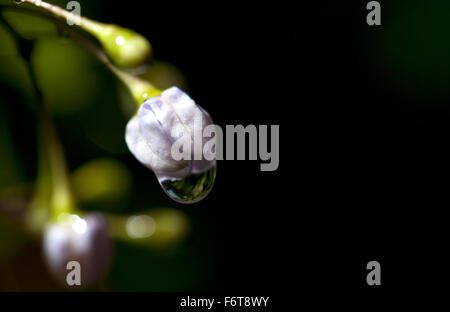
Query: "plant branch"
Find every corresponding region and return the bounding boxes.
[1,7,75,227]
[3,2,160,108]
[1,5,110,65]
[18,0,83,27]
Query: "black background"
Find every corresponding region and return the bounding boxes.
[100,0,447,294]
[96,0,296,292]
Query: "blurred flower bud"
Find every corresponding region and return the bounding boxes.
[138,61,188,91]
[125,86,216,180]
[14,1,152,68]
[84,21,152,68]
[43,213,112,287]
[108,208,190,249]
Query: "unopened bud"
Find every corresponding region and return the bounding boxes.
[43,213,112,287]
[125,87,216,179]
[86,22,152,68]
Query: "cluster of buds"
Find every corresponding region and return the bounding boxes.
[12,0,216,287]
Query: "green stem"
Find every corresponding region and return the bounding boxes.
[3,3,160,111]
[1,14,75,228]
[108,64,162,109]
[19,0,108,37]
[18,0,152,68]
[18,0,82,26]
[10,1,160,108]
[38,106,75,217]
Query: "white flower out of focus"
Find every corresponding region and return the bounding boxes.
[43,213,112,286]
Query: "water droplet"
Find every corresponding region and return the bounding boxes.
[158,166,216,203]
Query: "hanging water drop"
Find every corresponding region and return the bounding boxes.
[157,166,216,204]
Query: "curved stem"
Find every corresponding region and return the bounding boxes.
[40,107,75,217]
[2,5,110,64]
[1,10,75,226]
[10,1,160,106]
[3,2,160,109]
[19,0,106,36]
[19,0,85,27]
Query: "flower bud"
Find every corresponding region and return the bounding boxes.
[125,87,216,179]
[89,23,152,68]
[43,213,112,287]
[69,15,152,69]
[15,1,152,68]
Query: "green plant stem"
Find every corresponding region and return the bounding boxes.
[5,1,160,108]
[18,0,103,35]
[0,13,75,226]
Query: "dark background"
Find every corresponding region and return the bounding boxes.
[1,0,448,297]
[118,0,447,293]
[92,0,296,292]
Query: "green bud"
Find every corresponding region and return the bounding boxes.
[109,64,161,109]
[15,0,152,68]
[27,108,76,233]
[81,20,152,68]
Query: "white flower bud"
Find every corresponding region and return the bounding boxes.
[43,213,112,287]
[125,87,215,179]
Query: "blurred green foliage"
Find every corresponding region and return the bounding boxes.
[140,60,188,91]
[71,158,132,208]
[2,9,56,39]
[0,0,210,291]
[32,38,102,115]
[374,0,450,97]
[0,218,27,262]
[0,113,24,188]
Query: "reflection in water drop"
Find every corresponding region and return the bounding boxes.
[158,166,216,204]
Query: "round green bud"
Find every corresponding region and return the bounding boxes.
[82,21,152,68]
